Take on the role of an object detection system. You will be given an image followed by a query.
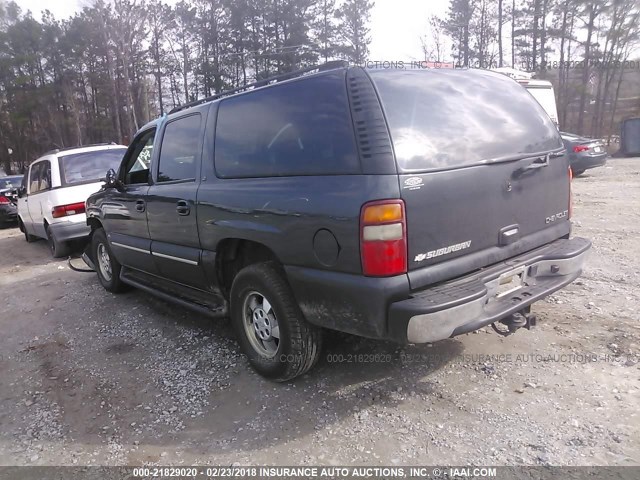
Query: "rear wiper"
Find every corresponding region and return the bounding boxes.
[512,150,565,178]
[524,151,563,169]
[482,149,564,165]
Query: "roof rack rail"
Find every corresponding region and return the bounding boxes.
[168,60,349,115]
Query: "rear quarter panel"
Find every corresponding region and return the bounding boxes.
[196,175,400,274]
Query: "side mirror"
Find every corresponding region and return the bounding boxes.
[104,168,120,189]
[17,186,26,198]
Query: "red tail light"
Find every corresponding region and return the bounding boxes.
[573,145,589,153]
[0,196,10,205]
[360,200,407,277]
[52,202,86,218]
[568,166,573,219]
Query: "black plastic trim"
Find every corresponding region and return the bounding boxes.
[345,68,396,175]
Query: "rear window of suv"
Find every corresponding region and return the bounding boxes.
[214,70,359,178]
[368,69,562,172]
[60,148,126,186]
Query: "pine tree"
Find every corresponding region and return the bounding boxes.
[335,0,374,64]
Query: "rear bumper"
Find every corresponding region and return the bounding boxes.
[571,153,607,171]
[388,237,591,343]
[0,204,18,222]
[48,221,91,242]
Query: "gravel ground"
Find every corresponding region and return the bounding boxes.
[0,159,638,467]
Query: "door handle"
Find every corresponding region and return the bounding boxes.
[176,200,190,216]
[135,200,146,212]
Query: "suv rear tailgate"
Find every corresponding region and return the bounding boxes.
[368,68,570,290]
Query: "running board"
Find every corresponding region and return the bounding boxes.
[120,268,228,319]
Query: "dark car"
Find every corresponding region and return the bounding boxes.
[0,175,22,225]
[84,63,591,381]
[561,132,607,176]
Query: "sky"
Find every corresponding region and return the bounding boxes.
[16,0,450,62]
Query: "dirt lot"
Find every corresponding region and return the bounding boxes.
[0,159,638,467]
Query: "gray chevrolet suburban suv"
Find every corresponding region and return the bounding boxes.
[85,63,591,381]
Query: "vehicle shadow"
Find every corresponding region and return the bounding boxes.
[107,289,465,457]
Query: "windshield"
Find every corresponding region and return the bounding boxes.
[59,148,126,186]
[369,69,563,172]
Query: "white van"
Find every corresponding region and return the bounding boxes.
[490,68,560,128]
[17,144,127,257]
[517,79,559,127]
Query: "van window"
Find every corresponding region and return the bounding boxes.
[214,71,359,178]
[158,114,201,182]
[524,85,559,126]
[59,148,126,186]
[369,69,563,172]
[29,161,51,194]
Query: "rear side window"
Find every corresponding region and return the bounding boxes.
[369,69,563,172]
[59,148,126,186]
[214,71,359,178]
[158,114,201,182]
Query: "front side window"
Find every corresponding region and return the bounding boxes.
[59,148,126,186]
[29,161,51,194]
[214,70,359,178]
[123,129,156,185]
[28,163,41,193]
[157,114,201,182]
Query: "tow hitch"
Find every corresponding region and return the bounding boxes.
[491,309,537,337]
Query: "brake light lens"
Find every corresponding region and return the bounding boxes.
[573,145,590,153]
[360,200,407,277]
[52,202,86,218]
[0,196,10,205]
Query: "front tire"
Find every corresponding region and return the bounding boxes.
[92,228,126,293]
[46,225,71,258]
[230,262,323,382]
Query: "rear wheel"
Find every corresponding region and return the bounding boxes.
[92,228,126,293]
[230,262,323,381]
[46,225,71,258]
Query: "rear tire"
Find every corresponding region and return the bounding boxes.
[92,228,126,293]
[230,262,323,382]
[46,225,71,258]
